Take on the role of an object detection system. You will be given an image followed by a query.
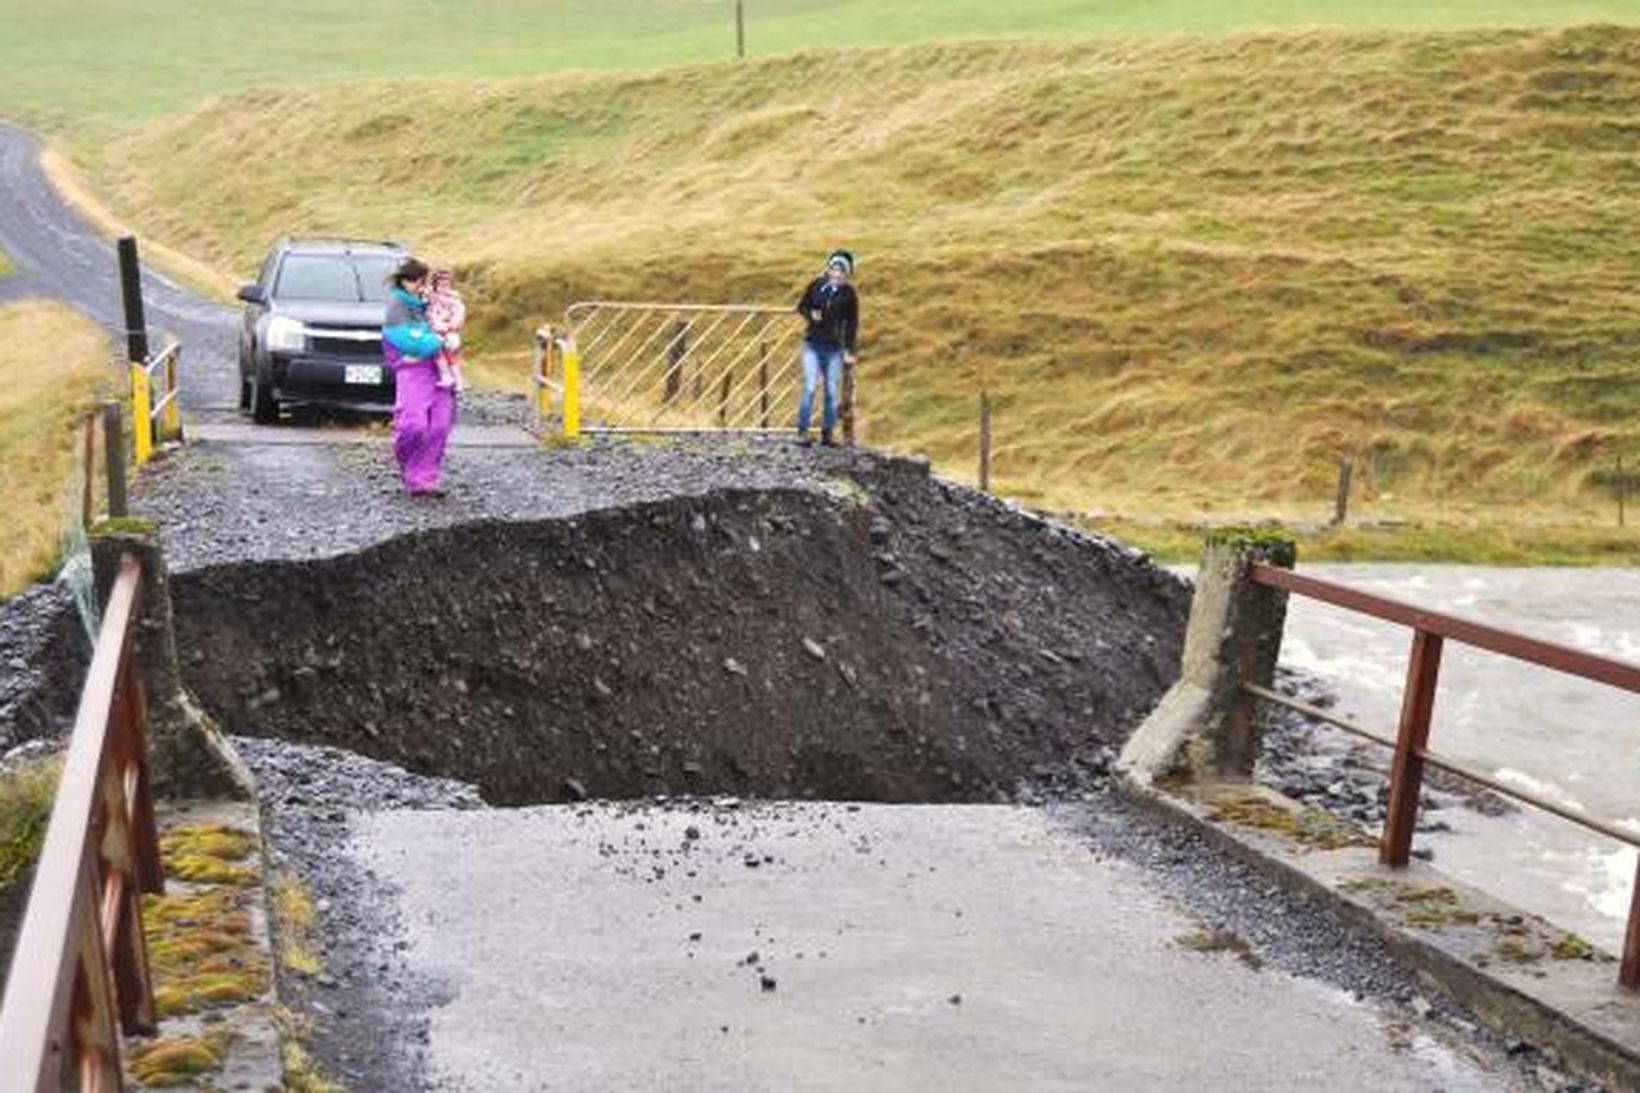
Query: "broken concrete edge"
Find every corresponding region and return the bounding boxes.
[1116,775,1640,1091]
[1118,532,1294,784]
[89,527,252,801]
[128,797,285,1091]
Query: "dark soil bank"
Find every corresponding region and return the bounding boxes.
[170,461,1188,805]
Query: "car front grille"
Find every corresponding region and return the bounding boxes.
[306,328,383,360]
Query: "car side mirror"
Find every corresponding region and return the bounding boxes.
[237,283,265,304]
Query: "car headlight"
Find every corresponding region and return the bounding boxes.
[265,315,307,353]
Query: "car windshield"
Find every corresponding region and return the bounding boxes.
[352,256,401,303]
[274,253,402,303]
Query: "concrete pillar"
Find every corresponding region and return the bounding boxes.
[1119,532,1295,785]
[91,521,252,800]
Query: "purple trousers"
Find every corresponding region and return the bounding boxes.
[392,360,455,492]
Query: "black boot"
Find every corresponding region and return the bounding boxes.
[821,428,836,448]
[798,430,813,447]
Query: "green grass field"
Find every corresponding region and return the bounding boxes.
[2,0,1638,131]
[7,4,1640,561]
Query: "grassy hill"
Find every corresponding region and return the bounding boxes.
[0,301,115,597]
[89,26,1640,545]
[3,1,1638,131]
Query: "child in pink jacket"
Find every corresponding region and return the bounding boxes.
[426,269,468,392]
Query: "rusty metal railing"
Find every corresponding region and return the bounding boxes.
[532,301,855,439]
[0,556,163,1089]
[1244,563,1640,989]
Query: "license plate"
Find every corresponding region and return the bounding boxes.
[345,364,383,386]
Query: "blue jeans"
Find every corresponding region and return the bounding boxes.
[799,342,843,434]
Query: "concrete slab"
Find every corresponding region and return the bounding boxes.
[1124,780,1640,1090]
[354,802,1523,1091]
[188,422,536,448]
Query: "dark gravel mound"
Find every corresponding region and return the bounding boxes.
[170,460,1187,805]
[0,583,91,754]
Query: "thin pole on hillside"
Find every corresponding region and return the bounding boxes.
[1620,455,1628,529]
[735,0,746,59]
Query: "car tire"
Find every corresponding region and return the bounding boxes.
[239,375,252,414]
[250,371,280,425]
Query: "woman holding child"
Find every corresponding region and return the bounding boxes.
[381,258,466,496]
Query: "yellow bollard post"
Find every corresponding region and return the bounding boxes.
[163,349,182,441]
[534,328,554,420]
[562,337,581,441]
[130,363,153,467]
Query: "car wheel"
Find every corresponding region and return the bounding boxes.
[238,375,252,414]
[250,372,280,425]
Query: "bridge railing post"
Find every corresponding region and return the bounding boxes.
[1119,531,1295,784]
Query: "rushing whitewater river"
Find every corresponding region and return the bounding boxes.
[1275,565,1640,952]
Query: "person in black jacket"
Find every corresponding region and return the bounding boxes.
[794,250,859,447]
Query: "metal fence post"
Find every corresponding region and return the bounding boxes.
[758,346,770,428]
[1382,629,1444,867]
[163,347,182,441]
[102,400,127,518]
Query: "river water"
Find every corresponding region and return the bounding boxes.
[1275,565,1640,952]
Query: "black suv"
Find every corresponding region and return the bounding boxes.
[237,238,409,423]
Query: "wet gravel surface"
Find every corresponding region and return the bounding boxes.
[135,419,850,573]
[234,736,483,1091]
[240,728,1597,1093]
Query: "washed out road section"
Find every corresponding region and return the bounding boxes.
[356,801,1521,1093]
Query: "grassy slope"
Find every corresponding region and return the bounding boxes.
[0,301,114,596]
[3,1,1637,130]
[98,28,1640,542]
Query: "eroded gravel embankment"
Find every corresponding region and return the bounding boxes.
[160,445,1188,805]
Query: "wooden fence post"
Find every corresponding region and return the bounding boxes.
[103,400,127,518]
[978,389,993,493]
[1333,458,1354,526]
[735,0,746,58]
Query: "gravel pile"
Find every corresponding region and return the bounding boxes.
[0,582,90,752]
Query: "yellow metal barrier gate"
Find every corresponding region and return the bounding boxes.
[129,340,183,467]
[534,302,827,438]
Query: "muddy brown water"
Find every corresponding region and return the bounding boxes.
[171,467,1188,806]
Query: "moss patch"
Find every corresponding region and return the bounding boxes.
[1175,929,1264,970]
[90,516,158,539]
[1206,792,1374,850]
[144,886,267,1017]
[144,823,269,1020]
[129,1035,224,1087]
[159,822,257,887]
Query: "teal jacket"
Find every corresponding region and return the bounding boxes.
[382,287,444,365]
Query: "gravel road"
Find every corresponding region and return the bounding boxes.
[0,122,241,413]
